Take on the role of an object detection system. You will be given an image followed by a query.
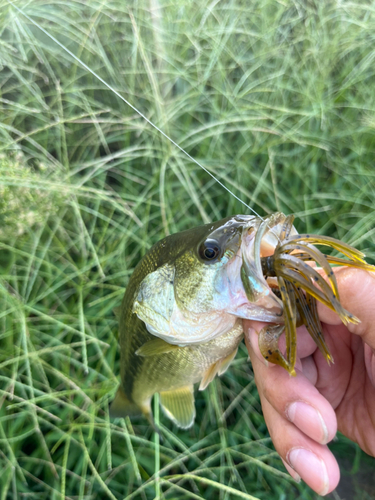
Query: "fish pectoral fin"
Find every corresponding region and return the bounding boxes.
[109,386,141,418]
[159,385,195,429]
[135,338,182,357]
[113,306,121,320]
[218,347,238,376]
[199,348,239,391]
[199,361,221,391]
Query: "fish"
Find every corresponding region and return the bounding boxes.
[110,212,375,429]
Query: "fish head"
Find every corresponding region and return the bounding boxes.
[133,213,297,345]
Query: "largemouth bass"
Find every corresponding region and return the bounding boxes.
[110,212,374,429]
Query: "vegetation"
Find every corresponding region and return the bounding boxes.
[0,0,375,498]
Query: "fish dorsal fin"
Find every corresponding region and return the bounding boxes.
[218,347,238,376]
[109,386,141,418]
[136,338,181,357]
[199,347,239,391]
[113,306,121,320]
[159,385,195,429]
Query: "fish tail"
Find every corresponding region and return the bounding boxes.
[109,386,143,418]
[110,386,163,437]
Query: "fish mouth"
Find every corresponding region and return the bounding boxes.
[240,213,297,317]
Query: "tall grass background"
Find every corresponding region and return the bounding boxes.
[1,0,375,498]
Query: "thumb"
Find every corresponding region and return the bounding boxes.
[317,267,375,351]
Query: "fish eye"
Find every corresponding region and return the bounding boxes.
[198,239,221,262]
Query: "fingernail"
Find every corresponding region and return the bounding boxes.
[287,448,329,496]
[286,401,329,444]
[281,458,301,482]
[246,327,258,347]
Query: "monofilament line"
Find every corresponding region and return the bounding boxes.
[8,1,263,220]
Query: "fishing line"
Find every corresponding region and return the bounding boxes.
[8,1,264,220]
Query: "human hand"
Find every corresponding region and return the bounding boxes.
[244,267,375,495]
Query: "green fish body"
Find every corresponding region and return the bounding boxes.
[111,214,289,428]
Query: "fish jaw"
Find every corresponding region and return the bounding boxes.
[212,243,284,324]
[223,213,298,322]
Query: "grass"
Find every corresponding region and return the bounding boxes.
[0,0,375,498]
